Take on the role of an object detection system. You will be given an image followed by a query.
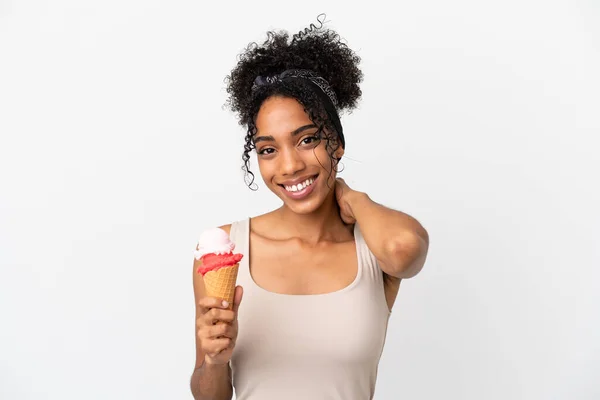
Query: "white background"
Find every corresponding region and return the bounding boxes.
[1,1,599,399]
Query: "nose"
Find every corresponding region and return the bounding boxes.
[279,147,306,176]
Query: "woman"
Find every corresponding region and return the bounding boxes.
[191,16,429,400]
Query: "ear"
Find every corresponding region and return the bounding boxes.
[334,144,345,161]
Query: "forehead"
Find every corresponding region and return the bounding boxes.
[255,96,313,134]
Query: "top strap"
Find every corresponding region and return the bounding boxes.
[229,218,249,255]
[354,223,385,286]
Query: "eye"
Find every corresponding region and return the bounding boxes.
[257,147,275,156]
[300,135,321,146]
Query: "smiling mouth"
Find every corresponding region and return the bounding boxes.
[279,175,318,193]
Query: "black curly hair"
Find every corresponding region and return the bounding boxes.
[224,14,363,189]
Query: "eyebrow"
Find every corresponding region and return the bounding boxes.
[253,124,318,144]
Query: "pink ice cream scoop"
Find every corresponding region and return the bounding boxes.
[194,227,243,276]
[194,227,236,260]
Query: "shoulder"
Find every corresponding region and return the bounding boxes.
[249,210,281,233]
[354,223,403,309]
[218,224,232,235]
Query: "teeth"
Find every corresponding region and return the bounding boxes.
[285,177,314,192]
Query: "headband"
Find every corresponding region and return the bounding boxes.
[251,69,345,149]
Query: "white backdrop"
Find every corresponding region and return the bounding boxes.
[1,1,599,399]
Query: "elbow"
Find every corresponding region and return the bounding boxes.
[384,231,429,279]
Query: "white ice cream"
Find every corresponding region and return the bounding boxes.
[194,227,236,260]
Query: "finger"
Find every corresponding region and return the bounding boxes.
[204,308,235,325]
[198,296,231,314]
[232,285,244,314]
[207,322,233,339]
[203,338,231,355]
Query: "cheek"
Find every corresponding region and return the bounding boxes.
[311,145,335,171]
[257,159,276,185]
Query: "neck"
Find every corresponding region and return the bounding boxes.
[275,189,350,243]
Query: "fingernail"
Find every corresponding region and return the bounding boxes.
[222,300,229,308]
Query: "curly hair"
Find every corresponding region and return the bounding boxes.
[224,14,363,189]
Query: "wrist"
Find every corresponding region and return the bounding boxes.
[347,190,368,207]
[203,355,230,369]
[347,191,369,217]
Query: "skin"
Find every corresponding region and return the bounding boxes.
[190,96,430,400]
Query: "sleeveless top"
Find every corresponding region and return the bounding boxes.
[228,218,392,400]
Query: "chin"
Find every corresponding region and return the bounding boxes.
[284,198,325,215]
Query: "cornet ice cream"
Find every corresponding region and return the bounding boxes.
[194,227,243,308]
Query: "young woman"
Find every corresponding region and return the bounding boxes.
[190,17,429,400]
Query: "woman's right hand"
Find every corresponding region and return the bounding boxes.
[196,286,243,365]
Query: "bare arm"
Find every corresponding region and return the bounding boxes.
[336,178,429,279]
[190,225,235,400]
[190,361,232,400]
[348,191,429,279]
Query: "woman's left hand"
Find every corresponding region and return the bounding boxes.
[335,178,362,225]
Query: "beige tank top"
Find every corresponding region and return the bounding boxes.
[229,218,391,400]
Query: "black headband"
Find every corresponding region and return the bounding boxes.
[251,69,345,149]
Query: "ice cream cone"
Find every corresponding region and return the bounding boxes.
[203,263,239,308]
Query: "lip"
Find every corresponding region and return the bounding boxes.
[278,174,318,187]
[279,174,318,201]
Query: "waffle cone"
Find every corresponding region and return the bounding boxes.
[203,263,239,308]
